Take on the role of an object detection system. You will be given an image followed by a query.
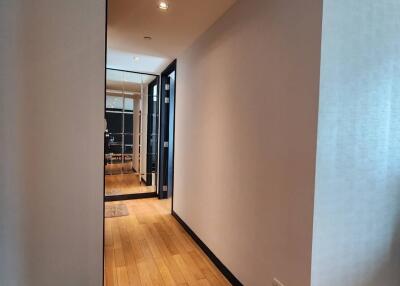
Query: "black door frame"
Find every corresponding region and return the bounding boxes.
[145,77,159,186]
[158,60,177,201]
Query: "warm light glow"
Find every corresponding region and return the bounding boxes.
[158,1,168,10]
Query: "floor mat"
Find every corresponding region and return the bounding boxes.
[105,204,129,218]
[105,188,121,195]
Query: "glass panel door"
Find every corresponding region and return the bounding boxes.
[105,69,159,199]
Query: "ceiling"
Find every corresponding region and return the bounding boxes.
[107,0,237,74]
[106,69,157,93]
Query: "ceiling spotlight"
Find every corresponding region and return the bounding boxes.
[158,1,168,10]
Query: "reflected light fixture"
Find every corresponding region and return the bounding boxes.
[134,56,140,61]
[158,1,168,10]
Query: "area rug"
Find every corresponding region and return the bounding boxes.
[105,204,129,218]
[105,188,122,196]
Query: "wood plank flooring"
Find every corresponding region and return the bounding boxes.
[104,198,231,286]
[105,173,155,196]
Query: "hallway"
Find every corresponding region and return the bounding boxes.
[104,199,230,286]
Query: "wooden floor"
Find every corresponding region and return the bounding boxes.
[104,199,231,286]
[105,173,156,196]
[105,162,135,175]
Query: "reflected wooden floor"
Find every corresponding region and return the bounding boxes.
[104,199,231,286]
[105,162,134,175]
[105,173,155,196]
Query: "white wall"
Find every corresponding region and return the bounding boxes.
[174,0,323,285]
[133,98,141,172]
[0,1,105,285]
[141,86,149,181]
[311,1,400,285]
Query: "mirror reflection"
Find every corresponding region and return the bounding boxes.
[105,69,159,197]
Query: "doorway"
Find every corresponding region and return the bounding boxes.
[104,68,160,201]
[158,60,177,200]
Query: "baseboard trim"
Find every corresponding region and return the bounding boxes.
[172,211,243,286]
[105,192,157,202]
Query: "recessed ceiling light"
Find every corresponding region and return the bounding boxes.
[158,1,168,10]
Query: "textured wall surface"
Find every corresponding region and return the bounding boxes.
[173,0,323,285]
[312,0,400,285]
[0,1,105,285]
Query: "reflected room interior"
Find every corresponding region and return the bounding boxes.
[105,69,159,197]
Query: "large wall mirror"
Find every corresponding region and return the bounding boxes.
[105,69,159,200]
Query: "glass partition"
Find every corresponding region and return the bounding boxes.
[105,69,159,198]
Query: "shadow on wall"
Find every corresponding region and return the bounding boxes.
[366,215,400,285]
